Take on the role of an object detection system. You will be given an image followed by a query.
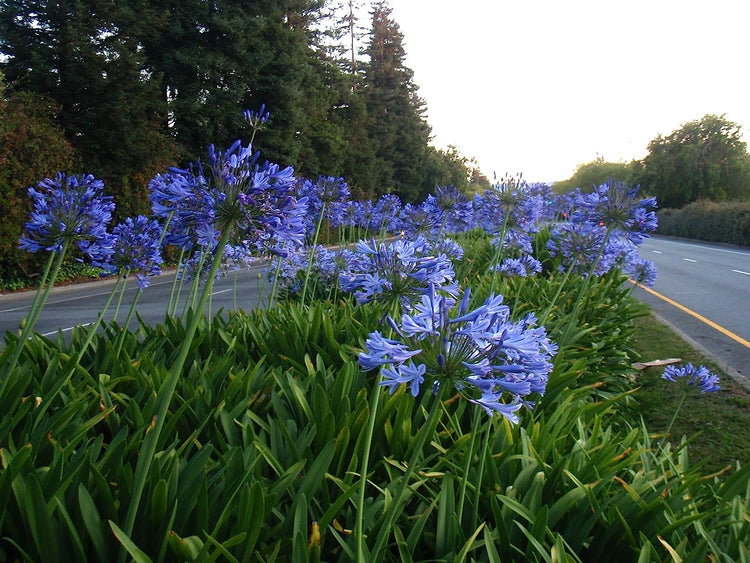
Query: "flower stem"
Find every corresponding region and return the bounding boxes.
[354,376,384,562]
[301,204,326,306]
[119,228,231,557]
[2,244,68,377]
[166,248,185,317]
[115,289,142,356]
[664,390,688,442]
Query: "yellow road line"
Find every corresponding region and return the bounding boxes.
[629,281,750,349]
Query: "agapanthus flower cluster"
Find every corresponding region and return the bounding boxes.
[496,255,542,278]
[661,363,720,393]
[374,194,403,230]
[546,222,612,276]
[526,182,557,222]
[548,181,658,281]
[149,140,307,255]
[572,179,658,245]
[400,202,440,237]
[266,245,355,295]
[422,185,474,235]
[20,172,115,266]
[473,175,545,235]
[430,238,464,261]
[243,104,270,128]
[100,215,163,289]
[297,175,350,235]
[339,236,457,309]
[491,228,533,256]
[359,287,556,423]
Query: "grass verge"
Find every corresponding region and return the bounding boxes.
[628,312,750,473]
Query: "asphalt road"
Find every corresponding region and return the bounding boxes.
[630,236,750,383]
[0,264,269,341]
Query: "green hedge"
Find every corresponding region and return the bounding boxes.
[657,200,750,247]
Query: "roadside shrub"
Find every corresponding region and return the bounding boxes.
[658,200,750,246]
[0,89,76,280]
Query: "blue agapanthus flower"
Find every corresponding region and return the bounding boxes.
[572,179,658,244]
[400,201,441,237]
[296,175,350,235]
[473,176,545,236]
[101,215,164,289]
[359,286,556,423]
[622,255,657,287]
[496,255,542,278]
[662,363,720,393]
[547,222,616,276]
[243,103,270,127]
[266,245,355,295]
[19,172,115,266]
[149,140,306,255]
[340,236,457,309]
[422,185,474,235]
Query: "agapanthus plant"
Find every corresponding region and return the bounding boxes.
[422,185,474,236]
[125,134,307,542]
[660,363,720,443]
[496,255,542,278]
[101,215,164,290]
[359,286,556,423]
[6,173,116,375]
[339,236,457,311]
[20,172,115,265]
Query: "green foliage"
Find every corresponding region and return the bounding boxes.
[657,200,750,246]
[639,114,750,208]
[553,157,642,194]
[4,242,748,560]
[629,313,750,473]
[0,85,76,280]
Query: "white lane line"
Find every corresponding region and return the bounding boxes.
[651,238,750,256]
[732,269,750,276]
[652,250,663,254]
[41,323,92,337]
[211,289,233,296]
[683,258,697,263]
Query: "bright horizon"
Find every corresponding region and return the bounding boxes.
[385,0,750,184]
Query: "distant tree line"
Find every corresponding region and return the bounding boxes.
[0,0,486,208]
[554,114,750,209]
[0,0,491,278]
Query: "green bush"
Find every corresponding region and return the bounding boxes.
[657,200,750,246]
[0,88,76,280]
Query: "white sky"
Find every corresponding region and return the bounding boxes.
[385,0,750,183]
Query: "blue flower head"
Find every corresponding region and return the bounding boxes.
[20,172,115,266]
[101,215,164,289]
[359,286,557,424]
[149,140,304,256]
[340,237,457,311]
[662,363,720,393]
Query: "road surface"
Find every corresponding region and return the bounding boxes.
[0,264,268,340]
